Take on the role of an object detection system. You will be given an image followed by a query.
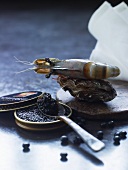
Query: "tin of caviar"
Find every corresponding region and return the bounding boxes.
[14,102,72,131]
[0,91,43,112]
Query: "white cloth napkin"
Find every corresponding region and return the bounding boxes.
[88,1,128,81]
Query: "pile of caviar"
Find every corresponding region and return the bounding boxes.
[16,105,57,122]
[16,93,70,122]
[37,93,58,117]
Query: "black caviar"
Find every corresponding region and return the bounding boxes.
[113,136,120,145]
[22,143,30,152]
[97,131,103,140]
[114,131,120,138]
[72,136,83,145]
[37,93,59,117]
[119,131,127,139]
[16,105,57,122]
[18,92,58,122]
[114,131,127,140]
[16,93,70,123]
[60,135,69,146]
[60,153,68,162]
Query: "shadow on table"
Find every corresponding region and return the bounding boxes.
[0,111,71,140]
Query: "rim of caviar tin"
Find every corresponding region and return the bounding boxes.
[14,102,72,130]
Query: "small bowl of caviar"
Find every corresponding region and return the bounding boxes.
[14,93,72,131]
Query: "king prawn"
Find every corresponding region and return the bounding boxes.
[16,57,120,102]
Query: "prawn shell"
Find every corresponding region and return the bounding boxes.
[34,59,51,74]
[83,62,120,79]
[34,59,46,65]
[34,68,50,74]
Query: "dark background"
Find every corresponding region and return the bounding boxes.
[0,0,127,10]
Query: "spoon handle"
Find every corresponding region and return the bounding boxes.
[59,116,105,152]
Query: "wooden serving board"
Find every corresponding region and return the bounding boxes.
[56,80,128,120]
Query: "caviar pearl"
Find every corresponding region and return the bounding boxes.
[22,143,30,152]
[73,136,83,145]
[119,131,127,139]
[60,153,68,162]
[60,135,69,146]
[97,131,103,140]
[113,136,120,145]
[114,131,127,140]
[114,131,120,137]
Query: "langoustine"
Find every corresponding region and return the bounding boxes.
[17,57,120,102]
[33,58,120,80]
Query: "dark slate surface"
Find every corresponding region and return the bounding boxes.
[0,9,95,98]
[0,6,128,170]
